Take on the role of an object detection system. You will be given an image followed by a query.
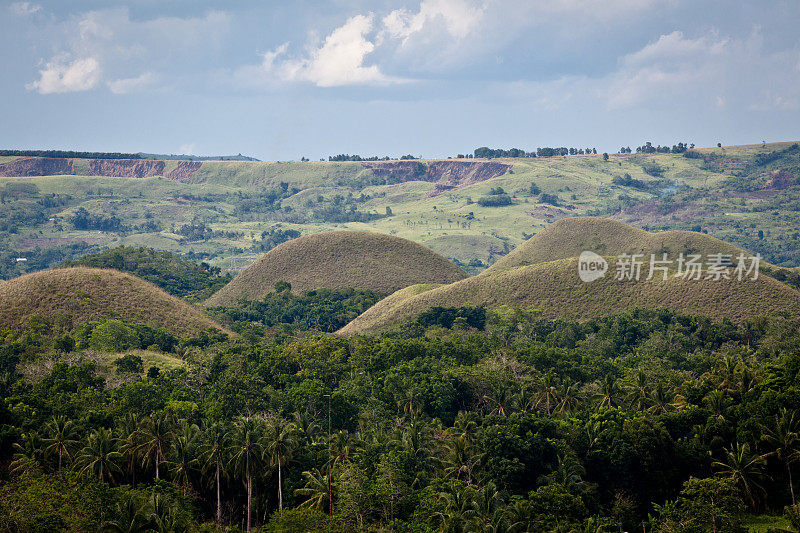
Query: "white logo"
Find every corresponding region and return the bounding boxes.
[578,251,607,282]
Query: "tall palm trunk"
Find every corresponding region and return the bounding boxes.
[246,471,252,532]
[278,456,283,512]
[216,459,222,523]
[788,462,796,506]
[155,449,160,479]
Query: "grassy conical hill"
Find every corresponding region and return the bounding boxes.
[340,256,799,335]
[488,217,752,273]
[0,267,226,337]
[206,231,467,307]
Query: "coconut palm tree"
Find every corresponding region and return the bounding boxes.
[148,493,186,533]
[136,412,175,480]
[761,408,800,506]
[712,442,768,507]
[166,423,199,495]
[101,494,151,533]
[229,416,263,531]
[199,421,231,523]
[449,411,479,445]
[263,415,299,513]
[434,483,473,533]
[10,431,43,475]
[442,435,483,485]
[594,374,620,410]
[116,413,141,486]
[42,415,79,475]
[648,382,677,415]
[466,482,507,531]
[539,454,586,494]
[294,468,332,511]
[625,370,651,411]
[537,372,560,415]
[76,428,123,483]
[555,378,582,415]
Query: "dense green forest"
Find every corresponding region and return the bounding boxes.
[64,247,232,302]
[3,299,800,531]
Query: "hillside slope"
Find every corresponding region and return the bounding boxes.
[488,217,753,272]
[340,257,800,335]
[0,267,226,337]
[206,231,467,307]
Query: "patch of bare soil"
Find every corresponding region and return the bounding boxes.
[0,157,74,176]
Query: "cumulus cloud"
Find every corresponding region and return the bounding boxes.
[9,2,40,16]
[26,56,101,94]
[602,29,799,111]
[107,72,156,94]
[242,14,400,88]
[382,0,484,42]
[26,8,230,95]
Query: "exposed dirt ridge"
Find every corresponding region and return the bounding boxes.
[0,157,205,180]
[88,159,166,178]
[363,160,511,193]
[166,161,203,181]
[0,157,74,177]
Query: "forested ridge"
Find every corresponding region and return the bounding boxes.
[2,302,800,531]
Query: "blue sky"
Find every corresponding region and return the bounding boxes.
[1,0,799,160]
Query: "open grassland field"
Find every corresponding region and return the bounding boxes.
[206,230,467,307]
[0,142,797,279]
[0,266,227,337]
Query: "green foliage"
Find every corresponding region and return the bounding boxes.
[4,308,800,530]
[90,319,139,352]
[416,306,486,330]
[211,287,383,333]
[477,194,512,207]
[64,246,232,301]
[114,354,144,374]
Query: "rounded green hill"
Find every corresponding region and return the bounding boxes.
[340,218,800,335]
[0,267,226,337]
[488,217,753,272]
[340,257,800,335]
[206,231,468,307]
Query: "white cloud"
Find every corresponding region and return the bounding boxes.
[179,143,196,155]
[242,14,399,87]
[9,2,40,16]
[107,72,156,94]
[26,56,101,94]
[382,0,484,42]
[26,8,231,95]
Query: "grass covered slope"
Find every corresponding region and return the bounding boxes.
[488,217,752,272]
[206,231,468,307]
[0,267,225,337]
[340,257,800,335]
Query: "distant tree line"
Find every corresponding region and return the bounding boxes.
[0,150,142,159]
[328,154,419,162]
[472,147,598,159]
[618,141,693,154]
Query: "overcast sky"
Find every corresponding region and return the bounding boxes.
[1,0,799,160]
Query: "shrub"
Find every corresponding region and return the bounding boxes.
[89,320,139,352]
[114,354,144,374]
[539,193,560,206]
[477,194,512,207]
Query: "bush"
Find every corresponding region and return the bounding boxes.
[539,193,560,206]
[114,354,144,374]
[89,320,139,352]
[477,194,512,207]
